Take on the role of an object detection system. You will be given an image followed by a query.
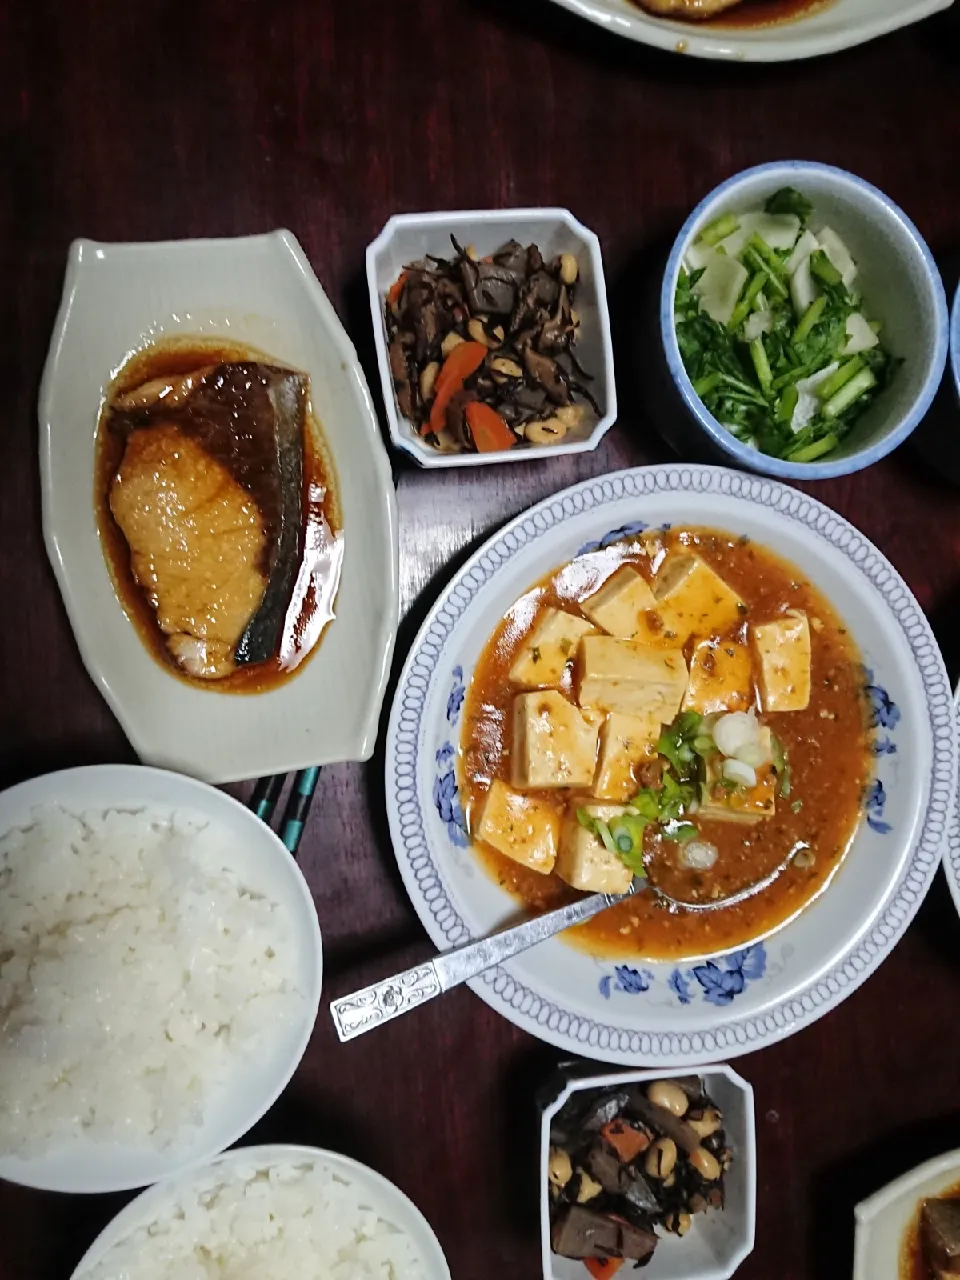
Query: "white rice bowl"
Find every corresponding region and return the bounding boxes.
[0,766,322,1193]
[73,1146,451,1280]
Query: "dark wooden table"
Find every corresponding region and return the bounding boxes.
[3,2,960,1276]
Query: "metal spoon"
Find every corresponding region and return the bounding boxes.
[330,847,799,1042]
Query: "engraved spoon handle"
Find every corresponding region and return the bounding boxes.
[330,883,638,1042]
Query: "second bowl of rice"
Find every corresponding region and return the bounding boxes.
[71,1144,450,1280]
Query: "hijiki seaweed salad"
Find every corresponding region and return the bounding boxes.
[384,236,600,454]
[674,187,897,464]
[549,1076,733,1275]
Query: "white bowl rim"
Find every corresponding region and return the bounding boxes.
[543,0,953,63]
[38,229,400,783]
[659,160,949,480]
[385,462,957,1066]
[539,1064,756,1280]
[0,765,323,1194]
[950,282,960,400]
[940,682,960,918]
[365,206,617,469]
[69,1142,451,1279]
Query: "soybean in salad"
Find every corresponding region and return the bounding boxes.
[674,187,896,464]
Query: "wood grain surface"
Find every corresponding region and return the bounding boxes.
[2,2,960,1277]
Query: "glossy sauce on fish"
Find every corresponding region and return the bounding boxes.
[707,0,832,28]
[96,338,342,694]
[459,527,869,961]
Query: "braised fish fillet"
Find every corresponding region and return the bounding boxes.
[110,425,268,679]
[637,0,742,16]
[108,362,308,679]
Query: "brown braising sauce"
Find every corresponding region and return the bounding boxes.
[900,1181,960,1279]
[707,0,832,29]
[95,337,342,694]
[459,527,869,962]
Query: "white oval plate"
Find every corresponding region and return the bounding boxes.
[385,465,956,1066]
[40,232,399,784]
[0,766,322,1193]
[854,1147,960,1280]
[547,0,952,62]
[71,1144,450,1280]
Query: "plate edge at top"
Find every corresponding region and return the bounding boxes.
[543,0,953,62]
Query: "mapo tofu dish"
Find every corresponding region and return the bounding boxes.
[549,1077,732,1274]
[459,526,871,959]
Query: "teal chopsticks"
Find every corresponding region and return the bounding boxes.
[248,768,321,855]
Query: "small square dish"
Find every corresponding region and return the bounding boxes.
[366,209,616,468]
[540,1064,756,1280]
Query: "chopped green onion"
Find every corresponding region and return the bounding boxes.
[692,734,718,758]
[791,799,803,813]
[771,734,786,773]
[749,338,773,393]
[627,789,660,821]
[809,249,843,287]
[594,819,617,854]
[698,213,739,247]
[792,294,827,346]
[576,808,596,833]
[779,767,792,799]
[671,822,699,845]
[817,356,864,402]
[785,433,839,463]
[823,368,877,419]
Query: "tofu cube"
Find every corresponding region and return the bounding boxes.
[700,741,776,825]
[474,779,560,874]
[512,690,600,790]
[633,555,745,646]
[593,712,661,801]
[580,566,656,639]
[683,640,754,715]
[578,636,688,721]
[752,610,811,712]
[556,804,634,894]
[508,608,597,689]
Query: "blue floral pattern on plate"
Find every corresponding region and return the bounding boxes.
[446,665,465,725]
[577,521,651,557]
[434,668,469,847]
[862,667,899,832]
[434,742,468,848]
[599,945,766,1007]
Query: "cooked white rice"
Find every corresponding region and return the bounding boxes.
[81,1158,428,1280]
[0,805,305,1156]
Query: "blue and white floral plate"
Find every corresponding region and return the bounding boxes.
[385,466,956,1066]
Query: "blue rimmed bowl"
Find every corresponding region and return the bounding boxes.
[951,283,960,403]
[385,464,956,1067]
[659,161,948,482]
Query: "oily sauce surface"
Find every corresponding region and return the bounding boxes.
[95,337,342,694]
[459,527,869,961]
[900,1181,960,1280]
[707,0,832,29]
